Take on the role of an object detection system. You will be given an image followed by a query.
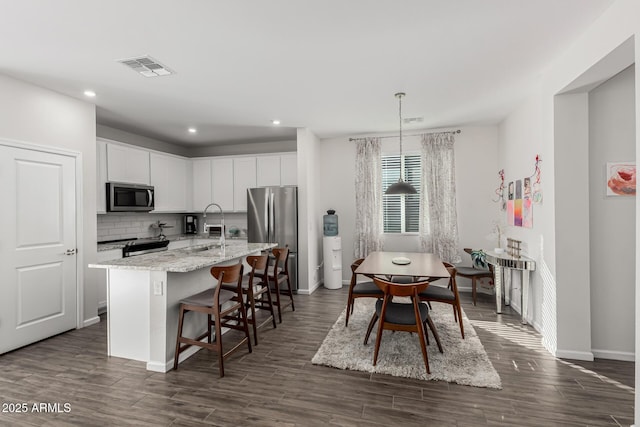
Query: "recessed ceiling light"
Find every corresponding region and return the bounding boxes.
[84,90,96,97]
[188,127,197,134]
[272,120,281,125]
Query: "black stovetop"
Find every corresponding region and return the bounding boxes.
[98,237,138,244]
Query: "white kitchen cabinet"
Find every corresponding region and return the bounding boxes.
[280,153,297,185]
[256,155,281,187]
[233,157,257,211]
[106,143,150,185]
[193,153,294,213]
[150,152,190,212]
[96,138,108,213]
[192,158,212,212]
[96,248,122,313]
[211,157,234,211]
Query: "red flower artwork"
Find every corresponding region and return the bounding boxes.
[607,163,636,196]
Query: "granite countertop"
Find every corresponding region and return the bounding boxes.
[97,234,247,252]
[89,241,276,273]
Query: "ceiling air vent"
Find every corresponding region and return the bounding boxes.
[117,55,174,78]
[403,117,424,124]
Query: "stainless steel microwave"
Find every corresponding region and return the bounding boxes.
[107,182,154,212]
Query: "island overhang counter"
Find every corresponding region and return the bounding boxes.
[89,241,277,372]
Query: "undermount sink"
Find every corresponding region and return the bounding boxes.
[183,246,210,253]
[182,244,224,254]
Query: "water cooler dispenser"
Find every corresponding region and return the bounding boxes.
[323,210,342,290]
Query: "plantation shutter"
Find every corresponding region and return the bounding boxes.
[382,154,421,233]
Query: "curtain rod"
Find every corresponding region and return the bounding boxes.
[348,129,461,142]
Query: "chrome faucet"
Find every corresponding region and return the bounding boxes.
[203,202,225,247]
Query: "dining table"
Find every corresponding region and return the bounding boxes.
[354,251,450,280]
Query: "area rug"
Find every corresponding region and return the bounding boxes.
[311,298,502,389]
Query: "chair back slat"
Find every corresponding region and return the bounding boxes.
[373,276,429,297]
[351,258,364,272]
[247,254,269,271]
[211,262,243,284]
[211,263,244,297]
[246,254,269,286]
[272,247,289,271]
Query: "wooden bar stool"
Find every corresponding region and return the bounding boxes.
[173,262,252,377]
[222,254,276,345]
[270,247,295,323]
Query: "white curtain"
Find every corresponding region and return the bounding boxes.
[420,133,461,263]
[354,137,383,259]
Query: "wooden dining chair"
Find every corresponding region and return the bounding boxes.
[456,248,494,305]
[269,247,295,323]
[173,262,252,377]
[363,276,443,374]
[221,254,276,345]
[344,258,384,327]
[418,262,464,338]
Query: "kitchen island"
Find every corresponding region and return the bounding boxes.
[89,240,277,372]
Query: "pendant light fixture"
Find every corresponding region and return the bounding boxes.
[385,92,417,195]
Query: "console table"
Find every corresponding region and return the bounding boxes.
[485,250,536,324]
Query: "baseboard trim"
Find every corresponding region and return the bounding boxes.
[83,316,100,328]
[555,349,594,361]
[299,280,322,295]
[154,329,238,373]
[591,349,635,362]
[148,344,204,373]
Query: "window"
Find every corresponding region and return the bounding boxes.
[382,153,421,233]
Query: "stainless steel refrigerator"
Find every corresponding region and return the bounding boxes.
[247,186,298,290]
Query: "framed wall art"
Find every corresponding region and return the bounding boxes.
[606,162,636,197]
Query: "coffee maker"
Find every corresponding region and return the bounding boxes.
[184,215,198,234]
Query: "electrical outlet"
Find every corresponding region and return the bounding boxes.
[153,280,163,296]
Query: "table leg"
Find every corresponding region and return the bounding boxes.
[521,271,529,324]
[494,265,503,314]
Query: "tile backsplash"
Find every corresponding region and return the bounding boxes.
[97,212,248,242]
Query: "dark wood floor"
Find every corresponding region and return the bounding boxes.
[0,287,634,426]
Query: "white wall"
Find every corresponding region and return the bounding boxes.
[589,65,636,360]
[97,212,248,241]
[189,140,296,157]
[97,124,190,157]
[99,123,297,158]
[0,73,98,326]
[297,128,323,294]
[555,92,592,359]
[318,126,498,284]
[499,0,640,352]
[496,0,640,420]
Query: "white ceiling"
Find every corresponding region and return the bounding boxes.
[0,0,614,147]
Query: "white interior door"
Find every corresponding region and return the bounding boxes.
[0,145,77,354]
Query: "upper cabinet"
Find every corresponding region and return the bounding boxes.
[106,143,150,185]
[233,157,257,212]
[96,139,108,214]
[280,153,297,185]
[197,156,258,212]
[96,138,297,215]
[256,155,281,187]
[211,157,234,211]
[192,158,212,212]
[150,152,191,212]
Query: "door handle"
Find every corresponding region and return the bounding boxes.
[65,249,76,256]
